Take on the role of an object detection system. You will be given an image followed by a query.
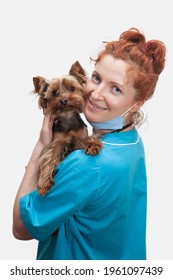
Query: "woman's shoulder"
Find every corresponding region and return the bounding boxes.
[55,129,143,172]
[55,148,100,173]
[101,128,141,145]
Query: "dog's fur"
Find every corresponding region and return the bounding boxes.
[33,61,102,196]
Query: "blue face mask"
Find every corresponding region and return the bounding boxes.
[89,116,125,130]
[88,104,136,130]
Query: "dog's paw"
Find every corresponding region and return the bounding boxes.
[82,137,102,156]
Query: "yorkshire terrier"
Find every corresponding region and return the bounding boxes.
[33,61,102,196]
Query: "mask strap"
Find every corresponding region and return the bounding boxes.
[121,103,136,118]
[111,122,133,133]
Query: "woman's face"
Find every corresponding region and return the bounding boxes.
[84,54,138,123]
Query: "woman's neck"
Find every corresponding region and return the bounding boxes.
[93,122,134,136]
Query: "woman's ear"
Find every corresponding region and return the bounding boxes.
[132,100,145,111]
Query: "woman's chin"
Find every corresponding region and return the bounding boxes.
[84,109,101,123]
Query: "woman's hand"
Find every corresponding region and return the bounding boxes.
[38,109,55,147]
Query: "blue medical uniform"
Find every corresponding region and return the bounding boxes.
[20,129,147,260]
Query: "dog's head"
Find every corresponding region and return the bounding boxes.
[33,61,87,115]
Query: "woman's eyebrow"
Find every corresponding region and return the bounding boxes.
[93,70,124,88]
[92,70,99,75]
[110,81,124,87]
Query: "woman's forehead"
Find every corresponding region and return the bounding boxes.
[95,54,130,86]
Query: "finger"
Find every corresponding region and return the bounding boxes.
[42,113,50,127]
[43,108,48,115]
[43,108,56,120]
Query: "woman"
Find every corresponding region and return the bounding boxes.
[13,28,166,260]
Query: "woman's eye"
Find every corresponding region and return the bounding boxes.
[91,73,100,83]
[112,86,122,94]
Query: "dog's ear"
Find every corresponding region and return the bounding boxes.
[33,76,48,94]
[69,61,87,85]
[33,76,49,109]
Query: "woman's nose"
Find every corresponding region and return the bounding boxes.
[90,85,105,100]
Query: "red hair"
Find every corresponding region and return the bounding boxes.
[95,28,166,101]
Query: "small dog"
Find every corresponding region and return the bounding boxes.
[33,61,102,196]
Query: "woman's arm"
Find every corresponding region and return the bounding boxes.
[12,113,54,240]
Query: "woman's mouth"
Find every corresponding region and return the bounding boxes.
[87,99,107,111]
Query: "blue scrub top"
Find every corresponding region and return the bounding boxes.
[20,129,147,260]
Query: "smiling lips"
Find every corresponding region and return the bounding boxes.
[87,99,107,111]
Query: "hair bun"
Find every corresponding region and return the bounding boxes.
[145,40,166,74]
[120,28,145,45]
[120,28,166,74]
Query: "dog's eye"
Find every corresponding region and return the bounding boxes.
[52,90,60,97]
[69,86,75,92]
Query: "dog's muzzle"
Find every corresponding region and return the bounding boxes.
[60,99,68,105]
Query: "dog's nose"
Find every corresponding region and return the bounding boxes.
[61,99,68,105]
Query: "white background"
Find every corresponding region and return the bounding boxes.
[0,0,172,260]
